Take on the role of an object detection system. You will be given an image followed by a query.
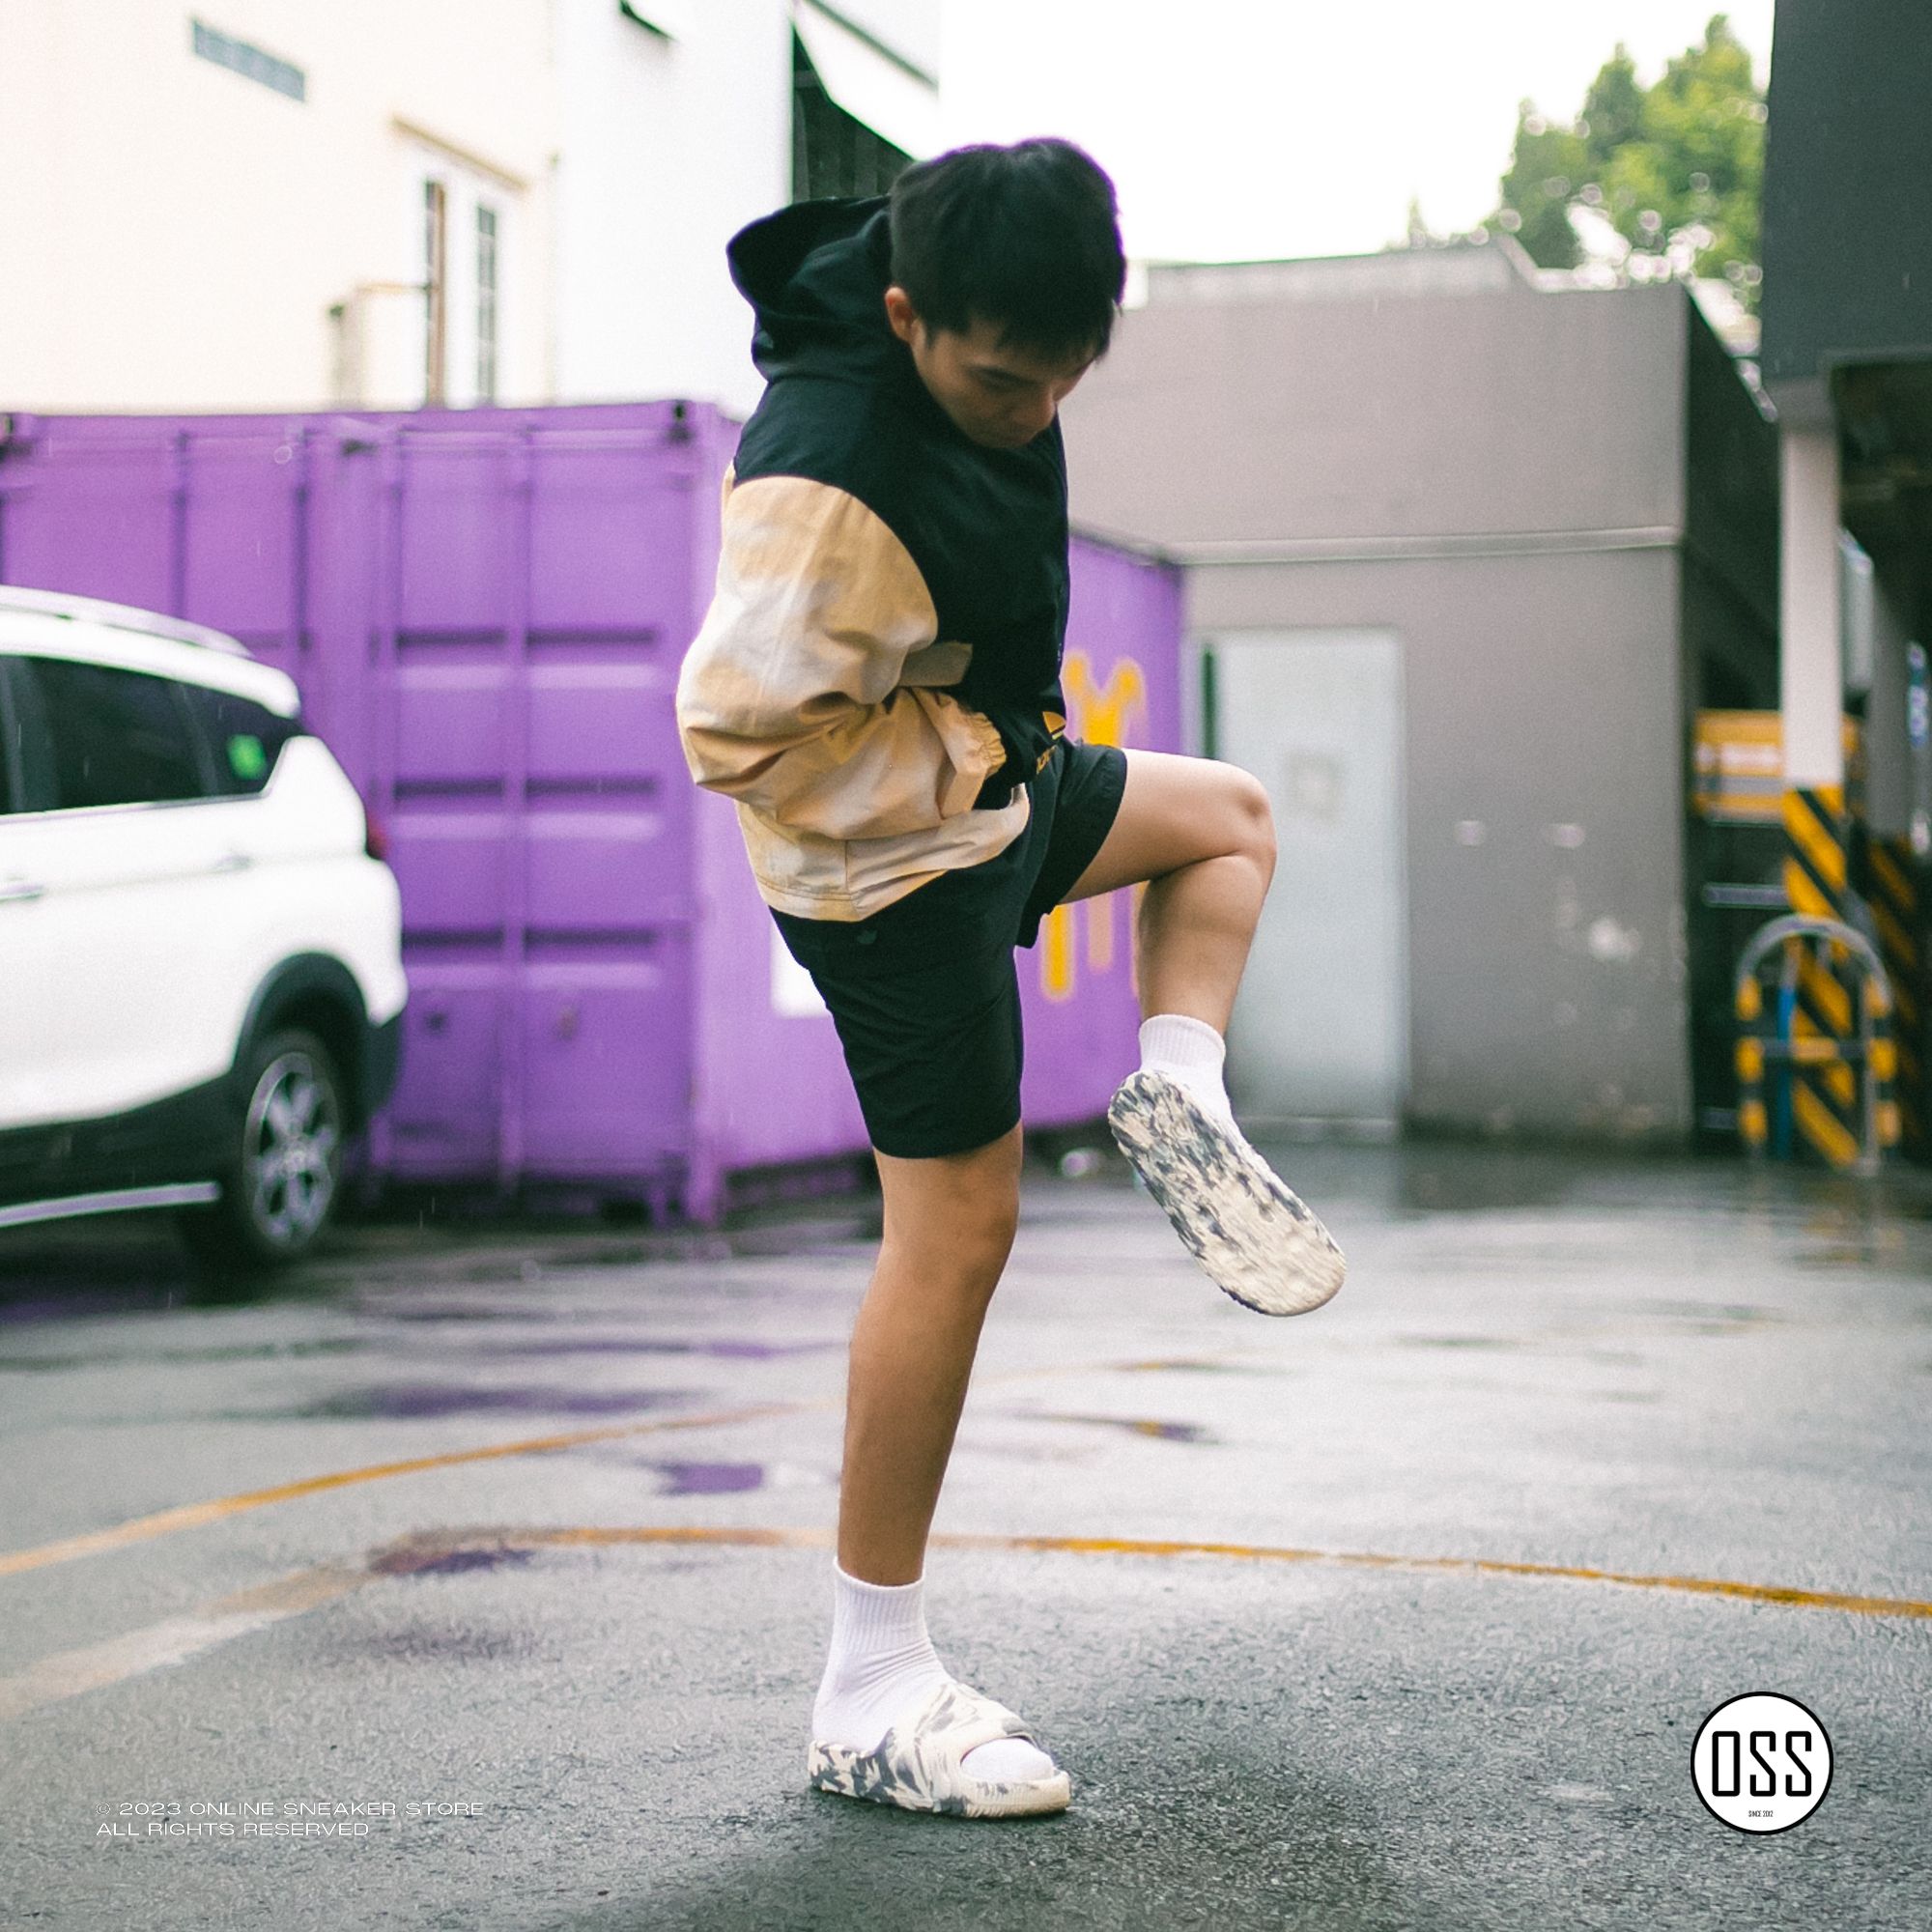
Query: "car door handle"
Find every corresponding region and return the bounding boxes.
[213,851,254,873]
[0,877,45,904]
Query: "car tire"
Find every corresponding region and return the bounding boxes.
[176,1028,345,1270]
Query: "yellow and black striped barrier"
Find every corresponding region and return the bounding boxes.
[1774,788,1885,1164]
[1782,783,1849,924]
[1735,913,1897,1174]
[1863,833,1924,1158]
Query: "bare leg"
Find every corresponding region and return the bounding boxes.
[836,1122,1023,1583]
[1063,750,1277,1030]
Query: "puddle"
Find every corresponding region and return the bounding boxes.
[0,1270,338,1320]
[0,1336,366,1373]
[281,1383,698,1421]
[356,1305,528,1324]
[1020,1410,1218,1444]
[479,1337,838,1362]
[1649,1302,1787,1331]
[372,1544,538,1577]
[333,1624,538,1664]
[637,1460,770,1495]
[1110,1357,1248,1375]
[1397,1335,1524,1352]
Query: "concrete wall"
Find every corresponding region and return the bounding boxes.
[1188,551,1690,1141]
[1063,250,1698,1141]
[1074,249,1688,550]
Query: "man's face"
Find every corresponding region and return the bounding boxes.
[884,287,1096,450]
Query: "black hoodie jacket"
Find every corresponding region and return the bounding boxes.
[728,197,1071,787]
[673,197,1076,922]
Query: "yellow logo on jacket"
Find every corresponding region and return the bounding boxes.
[1041,652,1147,1002]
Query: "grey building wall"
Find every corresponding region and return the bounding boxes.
[1186,550,1689,1141]
[1064,247,1701,1141]
[1073,250,1688,549]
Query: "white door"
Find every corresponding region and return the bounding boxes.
[1208,628,1409,1130]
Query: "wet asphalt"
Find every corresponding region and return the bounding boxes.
[1,1137,1929,1931]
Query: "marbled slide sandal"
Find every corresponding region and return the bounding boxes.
[807,1678,1072,1818]
[1107,1068,1348,1316]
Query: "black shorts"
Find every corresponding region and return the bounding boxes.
[771,739,1130,1159]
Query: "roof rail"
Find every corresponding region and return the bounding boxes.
[0,584,249,657]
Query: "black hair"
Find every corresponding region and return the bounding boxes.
[888,138,1126,361]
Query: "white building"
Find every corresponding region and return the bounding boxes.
[554,0,939,416]
[0,1,941,421]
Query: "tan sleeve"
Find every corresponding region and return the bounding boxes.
[674,473,1008,840]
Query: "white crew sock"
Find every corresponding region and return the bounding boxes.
[1138,1013,1236,1128]
[811,1564,1056,1783]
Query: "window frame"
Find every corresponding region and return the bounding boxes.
[476,202,499,403]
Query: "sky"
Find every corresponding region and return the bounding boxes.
[938,1,1776,263]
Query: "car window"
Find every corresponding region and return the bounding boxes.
[0,662,18,812]
[3,657,68,813]
[175,682,305,796]
[14,655,204,810]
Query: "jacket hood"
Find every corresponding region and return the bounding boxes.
[726,196,904,387]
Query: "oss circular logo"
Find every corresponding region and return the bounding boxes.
[1690,1692,1833,1834]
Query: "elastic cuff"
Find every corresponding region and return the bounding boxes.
[1138,1012,1227,1071]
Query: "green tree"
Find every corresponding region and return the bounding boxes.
[1493,14,1766,305]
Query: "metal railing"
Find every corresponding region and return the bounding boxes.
[1733,913,1899,1175]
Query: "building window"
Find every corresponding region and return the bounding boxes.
[791,31,910,202]
[423,179,449,405]
[190,18,306,102]
[476,205,499,403]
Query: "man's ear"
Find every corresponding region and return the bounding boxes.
[883,285,921,347]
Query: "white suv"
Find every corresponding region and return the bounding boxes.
[0,587,407,1266]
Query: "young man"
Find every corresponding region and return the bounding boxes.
[675,139,1346,1820]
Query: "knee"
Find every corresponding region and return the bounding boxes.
[880,1171,1019,1298]
[950,1191,1020,1290]
[1225,768,1276,877]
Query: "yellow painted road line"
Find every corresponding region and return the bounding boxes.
[384,1526,1932,1623]
[0,1354,1248,1580]
[934,1531,1932,1620]
[0,1561,372,1723]
[0,1401,817,1579]
[7,1522,1928,1725]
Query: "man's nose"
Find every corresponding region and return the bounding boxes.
[1013,391,1058,436]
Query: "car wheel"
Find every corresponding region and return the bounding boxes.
[177,1029,345,1269]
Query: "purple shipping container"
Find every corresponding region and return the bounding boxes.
[0,403,1181,1219]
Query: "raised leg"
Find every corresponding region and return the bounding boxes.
[1071,750,1348,1317]
[1063,750,1277,1029]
